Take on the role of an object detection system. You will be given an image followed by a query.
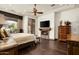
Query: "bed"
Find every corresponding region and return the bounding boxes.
[0,33,36,54]
[11,33,36,45]
[11,33,36,49]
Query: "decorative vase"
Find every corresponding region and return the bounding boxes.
[65,21,71,26]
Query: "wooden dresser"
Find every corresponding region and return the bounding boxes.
[58,25,71,41]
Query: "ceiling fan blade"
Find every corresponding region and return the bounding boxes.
[37,12,43,14]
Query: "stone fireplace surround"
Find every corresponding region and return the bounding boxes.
[39,27,51,39]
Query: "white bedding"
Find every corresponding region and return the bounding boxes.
[0,33,36,51]
[0,37,17,51]
[11,33,36,45]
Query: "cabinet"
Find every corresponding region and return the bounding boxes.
[58,26,71,41]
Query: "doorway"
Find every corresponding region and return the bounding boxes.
[28,18,35,34]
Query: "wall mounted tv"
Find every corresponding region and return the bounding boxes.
[40,21,50,27]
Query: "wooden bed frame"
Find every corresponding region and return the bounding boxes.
[0,41,36,55]
[18,41,36,49]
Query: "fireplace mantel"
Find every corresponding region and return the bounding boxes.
[39,27,51,31]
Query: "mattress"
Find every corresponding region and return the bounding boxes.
[11,33,36,45]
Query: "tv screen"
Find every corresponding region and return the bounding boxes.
[40,21,50,27]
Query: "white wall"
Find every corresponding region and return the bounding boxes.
[23,16,28,33]
[22,7,79,40]
[36,13,55,39]
[36,7,79,39]
[55,8,79,39]
[54,12,61,39]
[60,8,79,35]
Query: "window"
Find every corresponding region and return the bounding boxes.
[5,20,18,33]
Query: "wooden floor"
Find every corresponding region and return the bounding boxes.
[19,39,67,55]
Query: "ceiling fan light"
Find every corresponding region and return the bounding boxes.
[34,12,36,15]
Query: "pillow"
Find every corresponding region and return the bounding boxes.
[0,30,6,38]
[0,29,9,40]
[3,29,9,37]
[0,32,4,38]
[0,30,5,40]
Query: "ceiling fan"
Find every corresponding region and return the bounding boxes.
[32,4,43,16]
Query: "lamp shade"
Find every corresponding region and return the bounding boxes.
[0,14,5,24]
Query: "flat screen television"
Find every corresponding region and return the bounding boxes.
[40,21,50,27]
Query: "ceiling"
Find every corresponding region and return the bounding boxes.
[0,4,52,16]
[0,4,78,17]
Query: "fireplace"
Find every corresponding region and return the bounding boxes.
[41,31,49,39]
[39,27,51,39]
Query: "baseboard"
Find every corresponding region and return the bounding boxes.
[38,37,58,41]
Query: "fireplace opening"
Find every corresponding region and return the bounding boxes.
[40,20,51,39]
